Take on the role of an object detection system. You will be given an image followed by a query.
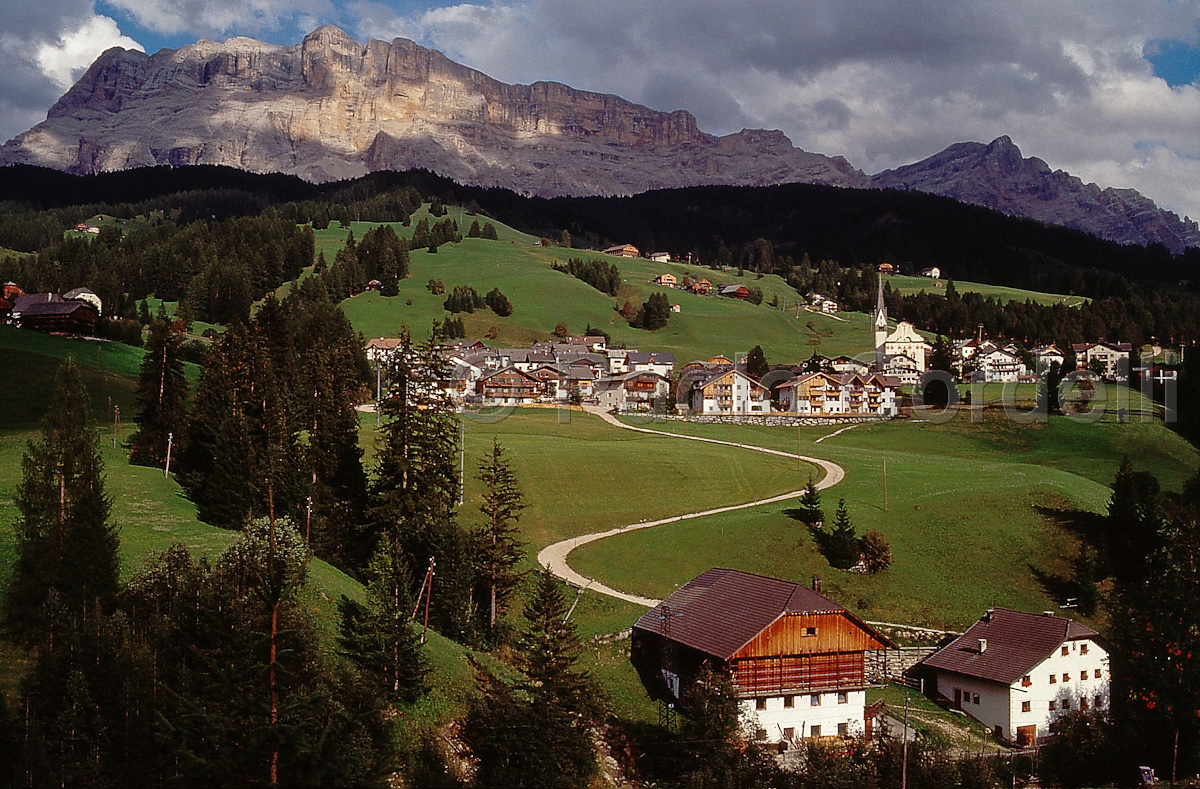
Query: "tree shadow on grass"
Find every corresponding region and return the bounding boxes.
[1029,563,1078,609]
[1034,505,1106,546]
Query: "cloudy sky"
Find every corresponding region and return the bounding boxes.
[3,0,1200,220]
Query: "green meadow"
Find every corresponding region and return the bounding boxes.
[882,273,1089,307]
[316,211,873,364]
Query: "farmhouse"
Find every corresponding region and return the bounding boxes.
[877,262,895,274]
[649,252,671,263]
[595,371,673,411]
[915,608,1108,746]
[632,569,893,745]
[2,281,24,301]
[687,369,770,414]
[919,266,941,279]
[603,244,640,258]
[365,337,404,365]
[11,294,99,335]
[654,273,677,287]
[690,278,713,295]
[720,284,751,300]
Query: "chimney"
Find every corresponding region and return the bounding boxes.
[978,638,987,653]
[811,575,822,594]
[983,608,994,622]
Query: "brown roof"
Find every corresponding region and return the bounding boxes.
[919,608,1100,686]
[632,568,884,661]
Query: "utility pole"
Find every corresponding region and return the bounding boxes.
[164,432,173,478]
[459,418,466,506]
[883,458,888,512]
[901,692,910,789]
[376,364,382,427]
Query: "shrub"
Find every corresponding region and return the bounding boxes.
[859,530,892,573]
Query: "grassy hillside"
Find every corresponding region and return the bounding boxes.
[321,211,874,364]
[883,273,1089,307]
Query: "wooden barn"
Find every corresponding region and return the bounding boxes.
[631,569,893,745]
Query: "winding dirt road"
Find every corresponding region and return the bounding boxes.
[536,408,846,607]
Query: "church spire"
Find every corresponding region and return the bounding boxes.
[874,274,887,329]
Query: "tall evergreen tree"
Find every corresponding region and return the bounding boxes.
[745,345,769,379]
[797,477,824,526]
[337,535,429,704]
[475,438,526,633]
[128,312,189,469]
[465,569,603,788]
[4,358,118,645]
[827,497,860,570]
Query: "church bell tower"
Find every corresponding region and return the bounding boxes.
[874,276,888,371]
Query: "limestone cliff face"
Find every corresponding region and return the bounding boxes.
[0,25,868,195]
[871,136,1200,254]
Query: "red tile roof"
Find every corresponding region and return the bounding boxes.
[919,608,1099,686]
[633,568,877,661]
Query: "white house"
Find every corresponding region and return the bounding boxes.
[809,292,839,313]
[1031,344,1066,375]
[649,252,671,263]
[63,287,103,316]
[917,608,1109,746]
[1073,342,1132,381]
[919,266,941,279]
[971,343,1026,383]
[688,369,769,414]
[776,372,900,416]
[626,351,677,378]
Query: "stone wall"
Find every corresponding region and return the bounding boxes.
[627,413,894,427]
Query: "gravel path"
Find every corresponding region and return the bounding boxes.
[535,408,846,607]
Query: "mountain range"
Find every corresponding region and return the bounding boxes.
[1,25,1197,253]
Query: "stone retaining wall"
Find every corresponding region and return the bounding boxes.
[628,413,894,427]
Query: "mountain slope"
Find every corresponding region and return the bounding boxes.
[0,25,867,197]
[871,136,1200,253]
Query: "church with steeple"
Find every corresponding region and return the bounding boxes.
[873,277,932,384]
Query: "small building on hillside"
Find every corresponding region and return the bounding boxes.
[690,278,713,295]
[649,252,671,263]
[914,608,1109,746]
[603,244,640,258]
[12,294,99,335]
[654,273,678,288]
[595,371,673,411]
[1031,344,1066,375]
[877,262,896,274]
[919,266,941,279]
[720,284,751,301]
[632,569,894,745]
[63,287,102,315]
[809,293,838,314]
[687,368,769,414]
[2,281,24,301]
[365,337,404,365]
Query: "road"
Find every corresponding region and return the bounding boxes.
[535,407,846,607]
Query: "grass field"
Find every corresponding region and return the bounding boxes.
[313,211,876,365]
[882,274,1089,307]
[559,411,1200,633]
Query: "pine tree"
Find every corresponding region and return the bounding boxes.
[128,315,189,469]
[4,358,118,645]
[827,497,859,569]
[338,536,429,703]
[465,569,603,788]
[745,345,769,379]
[475,438,526,633]
[411,218,431,249]
[468,219,481,238]
[481,222,498,240]
[798,477,824,526]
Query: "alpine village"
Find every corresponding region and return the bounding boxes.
[5,22,1200,789]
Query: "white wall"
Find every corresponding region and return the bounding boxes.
[739,690,866,743]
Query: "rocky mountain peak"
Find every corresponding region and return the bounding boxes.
[873,137,1200,253]
[0,27,868,196]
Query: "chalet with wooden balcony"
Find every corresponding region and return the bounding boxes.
[776,372,900,416]
[477,366,545,406]
[632,569,893,745]
[687,369,769,414]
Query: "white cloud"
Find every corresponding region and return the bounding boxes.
[37,14,143,89]
[345,0,1200,220]
[103,0,333,37]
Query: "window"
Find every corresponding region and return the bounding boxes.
[1062,673,1070,682]
[974,693,981,705]
[784,696,794,709]
[1095,668,1102,678]
[1021,675,1032,687]
[1022,701,1031,713]
[1049,701,1057,711]
[1062,699,1071,710]
[838,723,850,736]
[837,692,849,705]
[756,698,767,711]
[810,725,821,737]
[1081,670,1089,680]
[811,694,822,707]
[1049,674,1057,684]
[805,627,817,636]
[783,727,795,740]
[1081,698,1090,710]
[1096,695,1105,709]
[1062,646,1070,656]
[1081,643,1089,655]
